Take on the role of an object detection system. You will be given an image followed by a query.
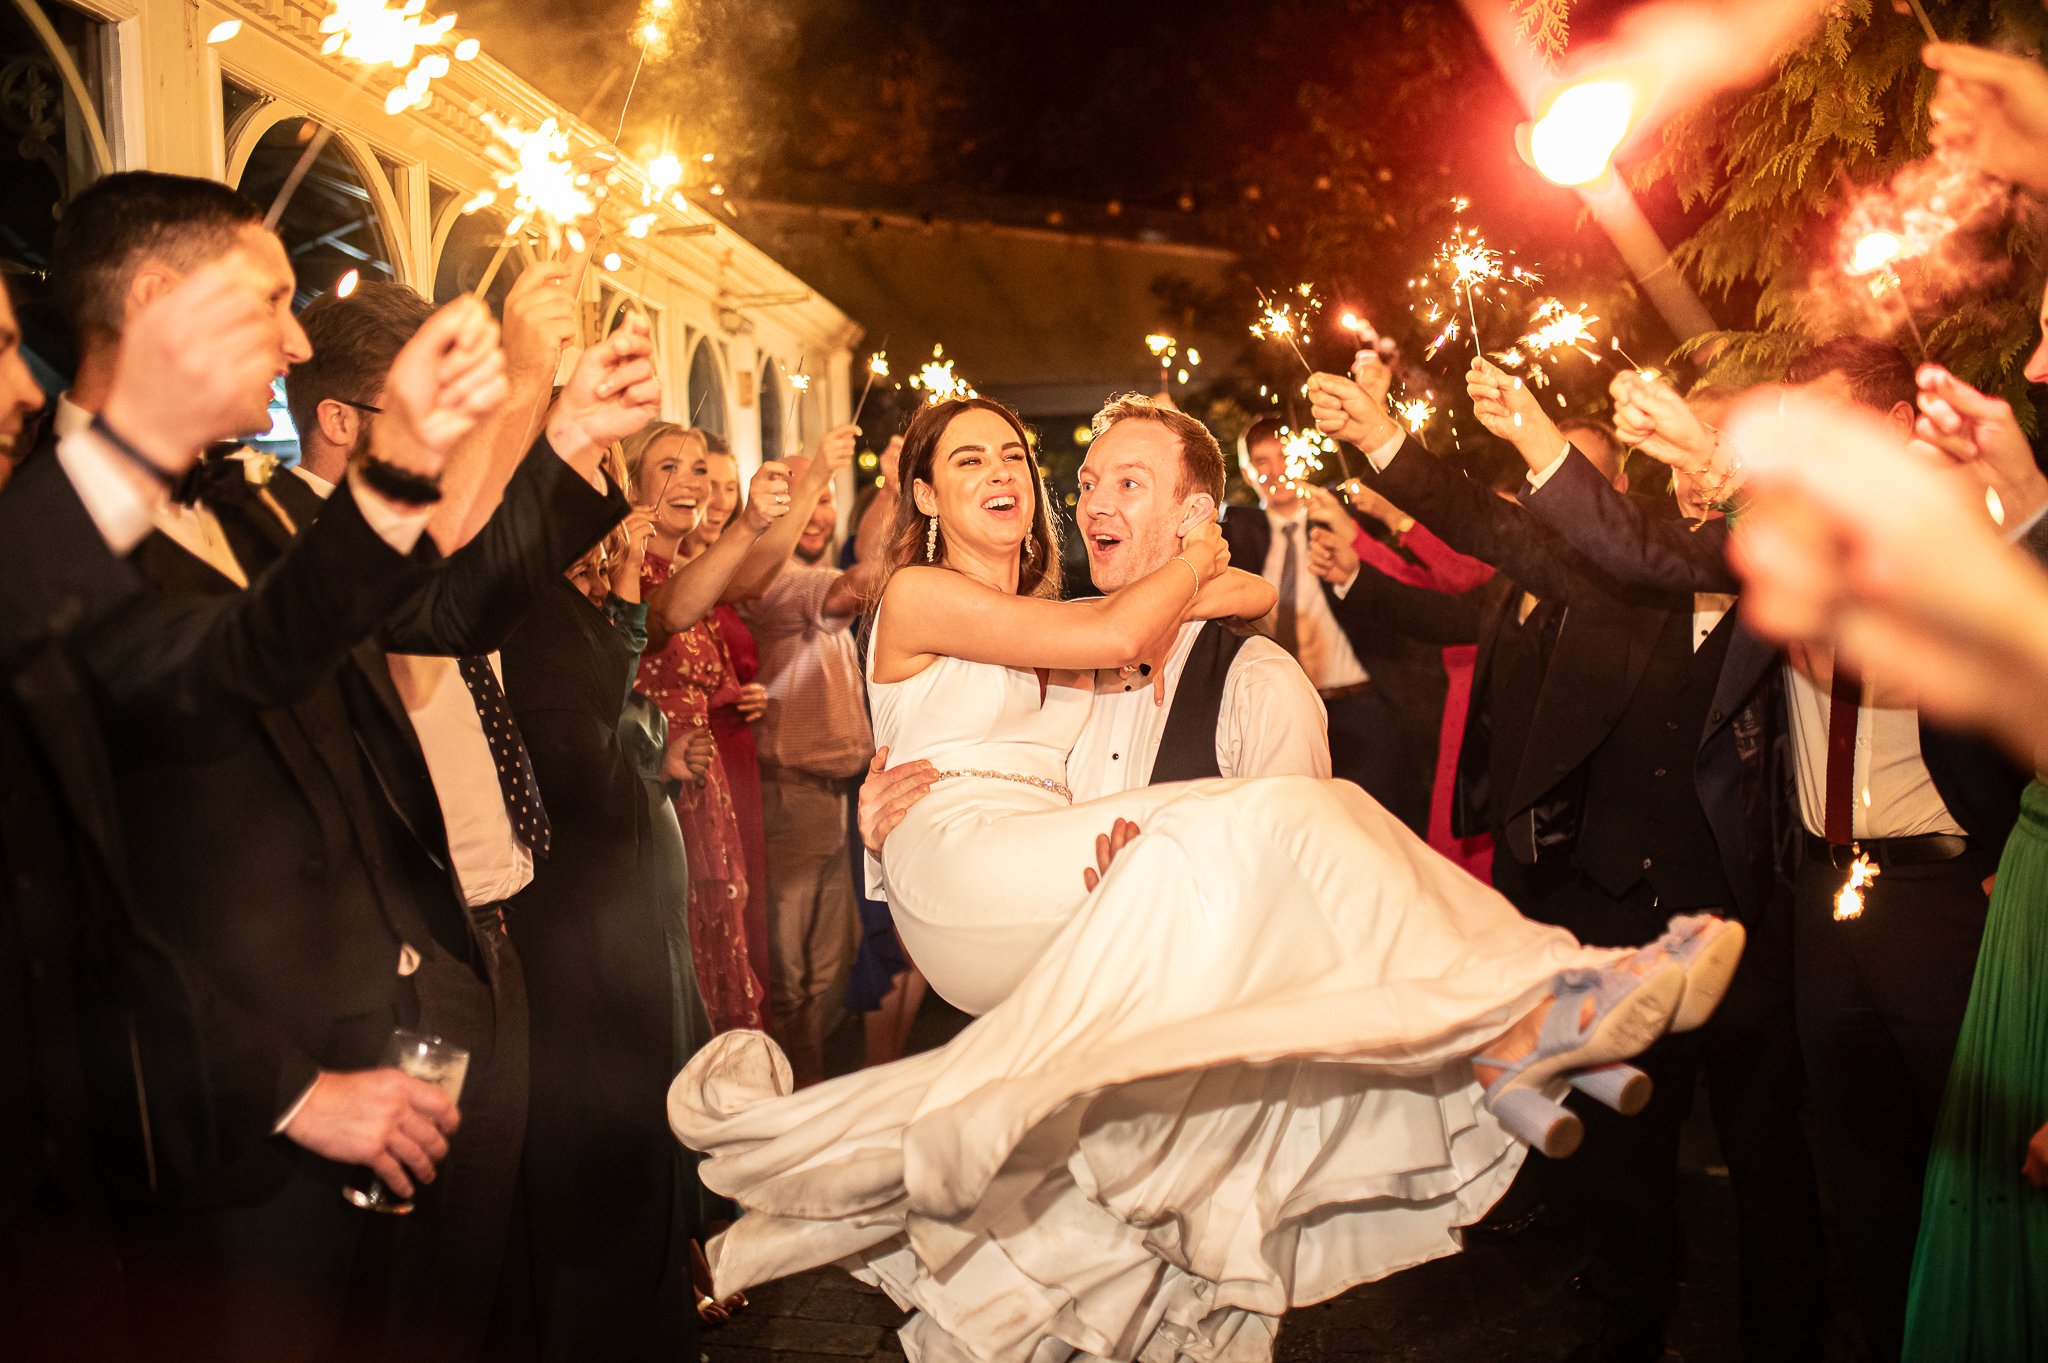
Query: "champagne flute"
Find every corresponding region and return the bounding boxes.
[341,1029,469,1215]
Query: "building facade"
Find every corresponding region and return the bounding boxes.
[2,0,859,470]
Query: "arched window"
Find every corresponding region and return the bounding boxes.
[234,117,399,309]
[1,0,114,387]
[757,364,784,459]
[431,191,530,311]
[687,338,727,440]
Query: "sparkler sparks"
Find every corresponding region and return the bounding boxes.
[1279,426,1337,482]
[318,0,463,113]
[1519,300,1602,362]
[907,345,977,404]
[1411,217,1538,361]
[633,0,681,59]
[1394,397,1437,436]
[473,114,599,246]
[1251,286,1323,372]
[1834,853,1879,921]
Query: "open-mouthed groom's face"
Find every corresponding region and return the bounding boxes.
[1076,420,1206,591]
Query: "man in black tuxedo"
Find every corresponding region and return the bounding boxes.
[27,170,638,1361]
[1308,364,1829,1363]
[1221,419,1436,832]
[1,232,512,1359]
[1534,343,2036,1363]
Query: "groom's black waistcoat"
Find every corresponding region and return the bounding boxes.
[1147,622,1251,785]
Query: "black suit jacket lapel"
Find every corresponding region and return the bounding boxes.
[1506,599,1664,819]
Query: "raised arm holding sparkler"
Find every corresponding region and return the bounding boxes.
[1926,42,2048,194]
[723,424,861,602]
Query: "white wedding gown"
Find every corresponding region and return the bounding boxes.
[669,655,1621,1363]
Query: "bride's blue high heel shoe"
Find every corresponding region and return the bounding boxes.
[1476,962,1687,1158]
[1625,914,1748,1034]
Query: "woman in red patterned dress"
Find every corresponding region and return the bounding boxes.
[626,422,791,1034]
[690,444,774,1017]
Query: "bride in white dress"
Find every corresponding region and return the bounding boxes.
[669,397,1743,1363]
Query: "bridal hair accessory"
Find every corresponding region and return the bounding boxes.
[925,515,939,562]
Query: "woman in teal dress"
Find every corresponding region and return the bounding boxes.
[1904,779,2048,1361]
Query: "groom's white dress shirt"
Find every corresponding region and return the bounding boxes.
[1067,619,1329,802]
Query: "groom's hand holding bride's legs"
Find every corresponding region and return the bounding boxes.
[859,747,938,855]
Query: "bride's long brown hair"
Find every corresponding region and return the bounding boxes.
[885,396,1062,598]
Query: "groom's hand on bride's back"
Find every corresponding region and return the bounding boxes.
[858,747,938,855]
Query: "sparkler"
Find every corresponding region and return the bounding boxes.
[1847,229,1929,360]
[1279,427,1335,483]
[1250,286,1323,373]
[851,349,890,427]
[467,115,602,297]
[785,363,810,439]
[1394,396,1437,436]
[907,345,977,404]
[1833,851,1879,921]
[259,0,478,230]
[1411,218,1538,363]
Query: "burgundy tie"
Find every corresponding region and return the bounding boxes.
[1823,659,1861,846]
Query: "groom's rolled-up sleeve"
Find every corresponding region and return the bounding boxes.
[1218,637,1331,780]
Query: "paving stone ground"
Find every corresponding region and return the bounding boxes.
[700,999,1865,1363]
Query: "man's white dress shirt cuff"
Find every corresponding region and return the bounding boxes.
[1524,443,1574,492]
[2004,494,2048,545]
[1361,430,1407,473]
[273,1076,319,1134]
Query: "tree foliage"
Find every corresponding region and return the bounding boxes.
[1633,0,2048,412]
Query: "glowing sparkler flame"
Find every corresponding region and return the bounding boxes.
[316,0,464,113]
[1833,852,1879,921]
[1145,333,1177,358]
[788,373,812,394]
[633,0,680,59]
[1849,230,1904,277]
[1519,300,1603,362]
[1395,397,1437,435]
[907,346,977,404]
[647,153,684,192]
[480,114,598,246]
[335,268,360,299]
[1529,79,1637,186]
[1280,427,1329,482]
[868,352,890,379]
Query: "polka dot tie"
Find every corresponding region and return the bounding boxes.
[457,655,552,858]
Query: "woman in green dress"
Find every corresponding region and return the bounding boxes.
[1904,779,2048,1361]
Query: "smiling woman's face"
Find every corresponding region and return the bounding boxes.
[636,432,710,540]
[915,407,1034,562]
[691,451,741,546]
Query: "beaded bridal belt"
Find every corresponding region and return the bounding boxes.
[933,768,1074,803]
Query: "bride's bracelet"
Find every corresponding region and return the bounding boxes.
[1170,554,1202,601]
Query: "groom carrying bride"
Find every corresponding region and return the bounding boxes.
[859,393,1331,872]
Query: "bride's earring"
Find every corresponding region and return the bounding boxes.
[925,515,939,562]
[1022,533,1036,562]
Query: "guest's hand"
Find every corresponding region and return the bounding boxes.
[1337,479,1412,533]
[1308,372,1400,452]
[614,507,657,587]
[858,747,937,855]
[377,296,509,478]
[282,1068,460,1199]
[1308,524,1359,586]
[1469,357,1565,470]
[1350,348,1394,408]
[663,724,715,786]
[2025,1118,2048,1190]
[500,261,578,386]
[1610,369,1718,476]
[740,460,794,534]
[545,312,662,463]
[1926,42,2048,193]
[1913,364,2048,525]
[809,423,859,480]
[735,682,768,723]
[102,260,296,475]
[1082,818,1141,892]
[1726,386,2048,767]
